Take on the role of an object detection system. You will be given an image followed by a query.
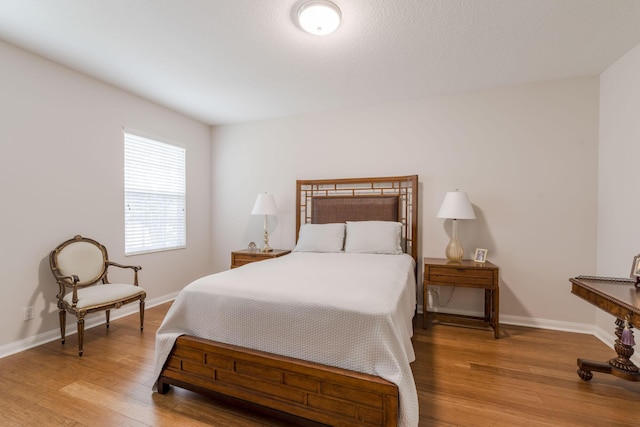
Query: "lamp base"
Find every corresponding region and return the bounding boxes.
[445,241,464,262]
[445,219,464,262]
[261,222,273,252]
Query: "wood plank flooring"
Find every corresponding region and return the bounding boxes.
[0,302,638,426]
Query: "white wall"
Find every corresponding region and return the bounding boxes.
[0,40,213,355]
[211,77,599,329]
[597,43,640,335]
[0,33,611,355]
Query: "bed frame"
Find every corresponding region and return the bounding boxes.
[156,175,418,427]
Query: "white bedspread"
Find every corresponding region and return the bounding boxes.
[153,252,419,426]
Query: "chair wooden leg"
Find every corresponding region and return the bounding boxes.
[139,299,145,332]
[59,309,66,345]
[106,310,110,329]
[77,315,85,357]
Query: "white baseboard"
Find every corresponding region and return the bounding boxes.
[419,304,639,365]
[0,292,178,359]
[499,313,595,334]
[420,304,594,333]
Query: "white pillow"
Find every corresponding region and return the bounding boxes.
[293,223,345,252]
[344,221,403,255]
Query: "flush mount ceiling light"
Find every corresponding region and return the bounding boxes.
[297,0,341,36]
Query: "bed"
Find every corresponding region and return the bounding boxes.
[153,175,419,427]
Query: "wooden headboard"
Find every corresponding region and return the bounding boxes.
[296,175,419,261]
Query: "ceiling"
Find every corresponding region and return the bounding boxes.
[1,0,640,126]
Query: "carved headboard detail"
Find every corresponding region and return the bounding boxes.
[296,175,418,261]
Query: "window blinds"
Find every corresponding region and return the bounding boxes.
[124,131,186,255]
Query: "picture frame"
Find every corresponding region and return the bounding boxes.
[630,254,640,283]
[474,248,488,263]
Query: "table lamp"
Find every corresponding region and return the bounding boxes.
[252,193,277,252]
[437,190,476,261]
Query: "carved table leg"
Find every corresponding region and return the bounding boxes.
[577,317,640,382]
[577,358,611,381]
[577,366,592,381]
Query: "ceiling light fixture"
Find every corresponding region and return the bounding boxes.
[297,0,341,36]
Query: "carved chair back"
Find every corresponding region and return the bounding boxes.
[51,236,109,287]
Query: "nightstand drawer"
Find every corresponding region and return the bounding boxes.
[428,266,495,286]
[232,253,262,267]
[230,249,291,269]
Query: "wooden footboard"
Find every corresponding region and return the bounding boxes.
[157,336,398,427]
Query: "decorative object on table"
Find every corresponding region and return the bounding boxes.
[437,190,476,261]
[474,248,488,263]
[248,241,257,250]
[252,193,278,252]
[630,253,640,287]
[297,0,342,36]
[621,316,635,346]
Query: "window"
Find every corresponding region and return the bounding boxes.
[124,131,186,255]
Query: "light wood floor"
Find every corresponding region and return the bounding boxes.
[1,302,638,426]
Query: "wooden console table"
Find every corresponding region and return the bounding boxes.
[570,276,640,382]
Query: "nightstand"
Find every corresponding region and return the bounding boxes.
[423,257,500,338]
[230,249,291,269]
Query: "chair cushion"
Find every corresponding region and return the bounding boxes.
[63,284,145,309]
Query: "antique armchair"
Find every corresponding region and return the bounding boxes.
[49,235,146,356]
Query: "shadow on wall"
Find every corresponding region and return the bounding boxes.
[459,204,495,261]
[445,205,532,321]
[19,255,60,339]
[16,251,126,356]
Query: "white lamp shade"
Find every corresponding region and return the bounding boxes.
[437,191,476,220]
[252,193,278,216]
[298,1,341,35]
